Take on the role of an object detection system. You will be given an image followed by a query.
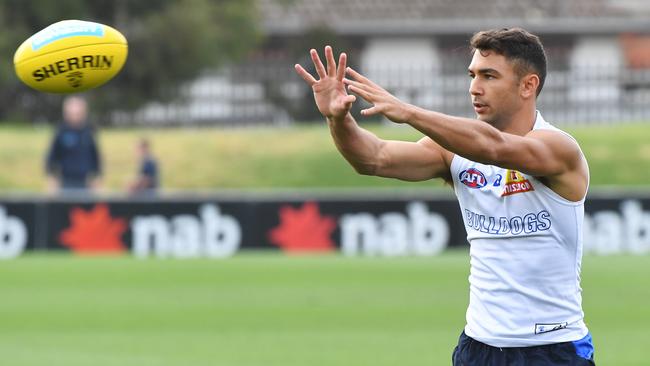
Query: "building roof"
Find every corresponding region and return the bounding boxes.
[258,0,650,35]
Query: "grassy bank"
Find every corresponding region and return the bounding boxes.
[0,123,648,192]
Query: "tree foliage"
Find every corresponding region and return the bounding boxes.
[0,0,261,123]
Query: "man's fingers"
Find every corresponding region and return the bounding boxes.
[336,53,347,81]
[342,94,356,106]
[347,84,372,102]
[294,64,317,86]
[345,66,366,81]
[310,49,327,79]
[346,67,379,88]
[325,45,337,77]
[346,79,378,102]
[360,106,380,117]
[343,78,374,94]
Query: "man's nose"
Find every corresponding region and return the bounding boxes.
[469,79,483,96]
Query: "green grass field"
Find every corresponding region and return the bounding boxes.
[0,122,649,191]
[0,252,647,366]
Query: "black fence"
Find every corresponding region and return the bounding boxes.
[112,63,650,126]
[1,191,648,259]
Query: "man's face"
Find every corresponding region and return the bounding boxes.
[467,50,523,126]
[63,97,87,127]
[137,142,149,158]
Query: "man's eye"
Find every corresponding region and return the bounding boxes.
[485,75,494,79]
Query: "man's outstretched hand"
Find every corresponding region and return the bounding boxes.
[344,67,413,124]
[294,46,356,121]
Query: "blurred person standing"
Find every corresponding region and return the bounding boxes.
[45,96,102,194]
[128,138,159,196]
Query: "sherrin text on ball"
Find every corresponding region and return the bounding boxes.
[14,20,128,93]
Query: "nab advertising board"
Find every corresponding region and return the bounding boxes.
[31,197,465,258]
[0,203,34,259]
[1,192,649,259]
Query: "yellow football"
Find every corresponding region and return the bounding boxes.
[14,20,128,93]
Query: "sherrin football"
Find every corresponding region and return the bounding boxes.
[14,20,128,93]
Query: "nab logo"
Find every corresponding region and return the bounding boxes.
[460,168,487,189]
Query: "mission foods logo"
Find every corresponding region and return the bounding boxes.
[502,169,534,196]
[460,168,487,188]
[31,20,104,50]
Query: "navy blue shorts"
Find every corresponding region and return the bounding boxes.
[452,331,595,365]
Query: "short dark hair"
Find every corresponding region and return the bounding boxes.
[470,28,547,96]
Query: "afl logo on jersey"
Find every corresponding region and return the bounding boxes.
[460,168,487,189]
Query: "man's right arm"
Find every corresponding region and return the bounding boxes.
[295,46,452,183]
[328,113,452,182]
[45,131,60,177]
[45,132,61,193]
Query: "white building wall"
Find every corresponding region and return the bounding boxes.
[360,37,441,109]
[569,36,623,103]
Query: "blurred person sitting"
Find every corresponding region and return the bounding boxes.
[128,138,159,196]
[45,96,102,194]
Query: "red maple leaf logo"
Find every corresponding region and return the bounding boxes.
[268,202,336,253]
[59,204,127,254]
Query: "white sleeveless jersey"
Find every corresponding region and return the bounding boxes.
[450,112,589,347]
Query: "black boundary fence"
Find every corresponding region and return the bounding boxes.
[1,190,649,259]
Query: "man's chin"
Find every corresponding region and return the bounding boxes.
[475,114,498,125]
[475,113,489,122]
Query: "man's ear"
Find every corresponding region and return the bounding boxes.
[520,74,539,99]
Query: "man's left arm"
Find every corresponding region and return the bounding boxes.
[344,68,588,200]
[344,67,582,177]
[403,108,581,178]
